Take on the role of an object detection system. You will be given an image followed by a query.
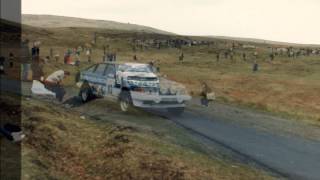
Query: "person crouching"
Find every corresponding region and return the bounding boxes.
[44,70,70,102]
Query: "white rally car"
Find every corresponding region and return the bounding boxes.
[78,62,191,114]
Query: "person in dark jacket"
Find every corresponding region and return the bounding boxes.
[200,82,212,107]
[253,60,259,72]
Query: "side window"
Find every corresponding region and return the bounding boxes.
[105,64,116,77]
[85,65,97,73]
[94,64,107,76]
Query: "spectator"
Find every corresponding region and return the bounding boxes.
[54,53,60,62]
[44,56,50,64]
[200,82,213,107]
[86,49,91,63]
[253,60,259,72]
[242,53,247,61]
[179,52,184,61]
[44,70,70,102]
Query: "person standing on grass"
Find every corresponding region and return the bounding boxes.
[270,53,275,61]
[54,53,60,62]
[216,53,220,62]
[44,70,70,102]
[179,52,184,62]
[75,54,80,66]
[254,51,258,59]
[242,53,247,61]
[86,49,91,63]
[230,51,234,61]
[44,56,50,64]
[253,60,259,73]
[113,53,117,62]
[224,51,229,59]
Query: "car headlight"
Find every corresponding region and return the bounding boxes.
[154,98,161,103]
[177,98,184,103]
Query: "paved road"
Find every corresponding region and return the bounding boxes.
[159,108,320,180]
[2,78,320,179]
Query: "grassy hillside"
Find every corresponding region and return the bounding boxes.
[22,14,173,35]
[21,24,320,125]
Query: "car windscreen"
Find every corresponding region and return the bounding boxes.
[119,65,152,73]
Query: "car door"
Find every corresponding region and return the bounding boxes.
[104,64,120,96]
[81,64,98,82]
[91,63,108,96]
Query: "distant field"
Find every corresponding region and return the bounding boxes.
[22,24,320,125]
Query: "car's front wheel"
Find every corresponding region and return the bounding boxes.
[119,91,132,112]
[80,83,93,103]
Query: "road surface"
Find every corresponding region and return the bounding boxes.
[162,107,320,180]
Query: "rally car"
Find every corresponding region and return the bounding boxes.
[77,62,191,114]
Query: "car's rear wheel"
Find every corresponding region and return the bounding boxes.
[119,91,132,112]
[167,107,185,116]
[81,90,89,102]
[80,82,92,103]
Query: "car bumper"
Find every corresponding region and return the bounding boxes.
[130,92,191,108]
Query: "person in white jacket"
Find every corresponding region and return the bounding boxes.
[44,70,70,102]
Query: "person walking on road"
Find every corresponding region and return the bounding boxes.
[200,82,215,107]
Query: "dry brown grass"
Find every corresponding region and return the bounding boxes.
[19,97,274,180]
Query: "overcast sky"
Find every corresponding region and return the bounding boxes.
[22,0,320,44]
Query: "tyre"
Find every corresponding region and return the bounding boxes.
[167,107,185,116]
[119,91,132,112]
[79,82,92,103]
